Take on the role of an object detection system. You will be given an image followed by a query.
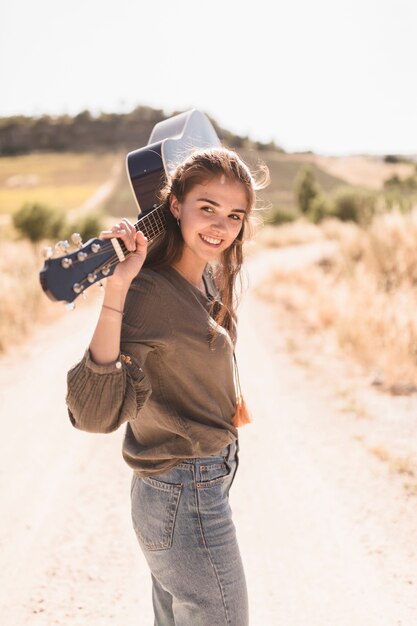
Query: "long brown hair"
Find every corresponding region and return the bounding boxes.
[144,147,268,341]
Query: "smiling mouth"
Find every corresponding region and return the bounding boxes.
[199,234,223,246]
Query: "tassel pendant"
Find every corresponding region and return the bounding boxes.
[232,352,252,428]
[232,394,252,428]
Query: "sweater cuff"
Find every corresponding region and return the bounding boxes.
[84,349,145,380]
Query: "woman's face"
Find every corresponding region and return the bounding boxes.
[171,176,248,267]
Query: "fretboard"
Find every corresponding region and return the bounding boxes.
[134,205,167,243]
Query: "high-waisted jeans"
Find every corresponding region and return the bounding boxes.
[130,441,248,626]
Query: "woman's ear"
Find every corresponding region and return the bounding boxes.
[169,194,180,220]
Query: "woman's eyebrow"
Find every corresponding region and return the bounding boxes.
[197,197,246,213]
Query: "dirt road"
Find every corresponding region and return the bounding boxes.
[1,245,416,625]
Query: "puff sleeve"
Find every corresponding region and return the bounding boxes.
[66,348,152,434]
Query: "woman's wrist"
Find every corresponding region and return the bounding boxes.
[102,280,129,312]
[105,273,132,290]
[101,304,124,316]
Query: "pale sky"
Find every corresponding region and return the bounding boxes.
[0,0,416,155]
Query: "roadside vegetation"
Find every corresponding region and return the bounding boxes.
[1,107,416,379]
[257,159,417,392]
[0,151,117,351]
[0,151,120,215]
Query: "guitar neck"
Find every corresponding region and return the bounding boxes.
[133,205,167,243]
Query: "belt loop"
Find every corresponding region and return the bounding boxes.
[227,439,238,463]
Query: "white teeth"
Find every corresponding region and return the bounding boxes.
[201,234,222,245]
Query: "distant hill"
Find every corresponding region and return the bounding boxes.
[3,106,414,220]
[0,106,283,156]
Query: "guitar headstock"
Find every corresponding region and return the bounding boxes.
[39,109,220,306]
[39,233,118,303]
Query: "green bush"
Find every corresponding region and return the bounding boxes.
[403,175,417,190]
[382,189,414,213]
[331,187,377,225]
[308,194,333,224]
[384,174,401,189]
[66,213,105,242]
[13,202,66,242]
[294,166,321,215]
[266,205,298,225]
[384,173,417,191]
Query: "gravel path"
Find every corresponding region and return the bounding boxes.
[0,245,416,625]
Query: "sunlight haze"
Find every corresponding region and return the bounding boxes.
[0,0,415,155]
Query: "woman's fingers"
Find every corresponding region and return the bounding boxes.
[99,219,137,252]
[130,231,148,257]
[136,229,148,246]
[97,220,148,286]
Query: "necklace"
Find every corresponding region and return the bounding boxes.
[172,265,206,294]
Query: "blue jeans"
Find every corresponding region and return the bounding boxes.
[130,441,248,626]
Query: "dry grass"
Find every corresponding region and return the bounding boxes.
[403,481,417,495]
[0,239,64,352]
[0,152,123,352]
[0,152,120,214]
[0,154,118,351]
[0,185,100,215]
[240,150,348,212]
[253,220,324,250]
[315,155,415,190]
[339,396,371,420]
[369,446,416,477]
[258,210,417,390]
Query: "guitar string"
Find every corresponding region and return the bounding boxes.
[74,228,165,291]
[63,206,167,293]
[66,209,166,268]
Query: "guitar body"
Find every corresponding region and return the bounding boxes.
[39,109,221,303]
[126,109,221,216]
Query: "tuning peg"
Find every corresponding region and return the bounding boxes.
[71,232,83,248]
[55,240,69,254]
[42,246,53,259]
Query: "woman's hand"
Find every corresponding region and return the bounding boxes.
[99,218,148,289]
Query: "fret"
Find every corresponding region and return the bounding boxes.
[154,211,165,232]
[148,212,159,238]
[146,213,156,237]
[135,205,166,243]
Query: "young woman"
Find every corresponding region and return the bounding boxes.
[66,147,267,626]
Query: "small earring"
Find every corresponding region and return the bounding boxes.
[176,217,180,227]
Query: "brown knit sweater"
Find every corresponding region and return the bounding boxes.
[66,266,238,477]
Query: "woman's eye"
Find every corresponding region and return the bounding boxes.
[201,206,214,213]
[230,214,242,221]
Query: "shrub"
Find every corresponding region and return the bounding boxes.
[294,166,321,215]
[13,202,66,242]
[66,213,105,243]
[266,206,298,225]
[382,188,415,213]
[331,187,377,225]
[403,175,417,190]
[384,173,417,191]
[384,174,401,189]
[308,194,333,224]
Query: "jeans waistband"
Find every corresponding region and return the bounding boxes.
[182,439,238,466]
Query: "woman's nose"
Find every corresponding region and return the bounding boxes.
[210,215,228,233]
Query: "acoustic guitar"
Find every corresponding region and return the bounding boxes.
[39,110,221,303]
